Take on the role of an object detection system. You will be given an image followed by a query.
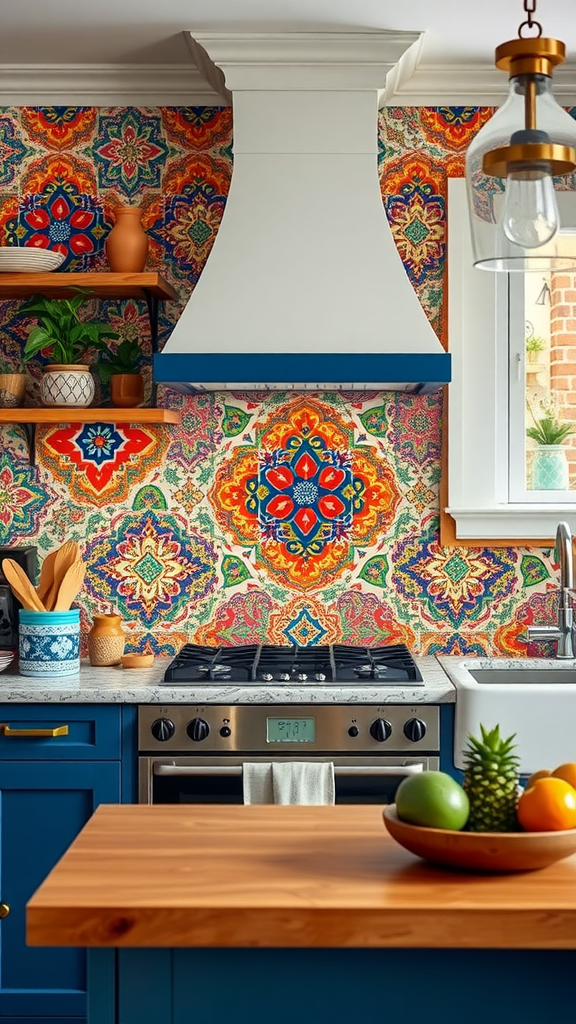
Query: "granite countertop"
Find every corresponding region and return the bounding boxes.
[0,655,454,704]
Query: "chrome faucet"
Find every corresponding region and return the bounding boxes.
[524,521,576,659]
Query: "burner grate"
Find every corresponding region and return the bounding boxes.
[162,642,422,685]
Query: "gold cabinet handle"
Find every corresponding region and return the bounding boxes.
[0,903,10,918]
[0,724,69,738]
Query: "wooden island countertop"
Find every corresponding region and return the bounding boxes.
[27,804,576,951]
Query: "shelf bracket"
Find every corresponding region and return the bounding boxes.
[143,289,160,406]
[21,421,37,467]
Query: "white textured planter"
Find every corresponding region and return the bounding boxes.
[40,363,95,408]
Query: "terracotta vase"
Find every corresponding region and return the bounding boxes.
[105,206,149,273]
[110,373,145,408]
[88,613,126,667]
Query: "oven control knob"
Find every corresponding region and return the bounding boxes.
[348,725,359,737]
[187,718,210,742]
[220,726,232,738]
[404,718,426,742]
[369,718,392,742]
[150,718,175,742]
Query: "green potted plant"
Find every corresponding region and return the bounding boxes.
[526,400,575,489]
[525,333,547,362]
[20,289,119,408]
[96,337,144,407]
[0,357,27,408]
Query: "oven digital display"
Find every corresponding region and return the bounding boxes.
[266,717,316,743]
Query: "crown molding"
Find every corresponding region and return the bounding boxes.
[0,64,229,106]
[382,61,576,106]
[186,29,423,93]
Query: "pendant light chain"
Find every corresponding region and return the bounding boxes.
[519,0,543,38]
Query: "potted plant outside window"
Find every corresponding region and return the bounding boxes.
[526,408,575,490]
[21,290,119,408]
[97,338,144,407]
[525,333,547,362]
[0,358,27,408]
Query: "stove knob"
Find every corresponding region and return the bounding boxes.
[280,673,291,682]
[220,726,232,738]
[150,718,175,742]
[369,718,392,743]
[262,673,274,682]
[348,725,359,738]
[297,673,308,682]
[187,717,210,742]
[404,718,426,742]
[315,673,326,682]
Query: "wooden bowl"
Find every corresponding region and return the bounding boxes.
[121,653,154,669]
[383,805,576,872]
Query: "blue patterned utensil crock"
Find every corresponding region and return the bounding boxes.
[18,610,80,677]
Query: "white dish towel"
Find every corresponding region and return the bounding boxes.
[243,761,335,805]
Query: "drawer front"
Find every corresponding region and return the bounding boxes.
[0,704,121,760]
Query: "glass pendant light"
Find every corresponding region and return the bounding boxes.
[465,0,576,271]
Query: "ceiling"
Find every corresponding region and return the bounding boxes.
[2,0,575,66]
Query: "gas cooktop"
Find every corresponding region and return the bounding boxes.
[161,643,423,686]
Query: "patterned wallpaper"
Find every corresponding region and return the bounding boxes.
[0,105,563,657]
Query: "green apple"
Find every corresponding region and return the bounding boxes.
[395,771,469,830]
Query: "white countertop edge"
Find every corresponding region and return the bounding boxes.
[0,656,455,704]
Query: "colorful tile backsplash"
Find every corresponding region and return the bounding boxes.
[0,105,564,656]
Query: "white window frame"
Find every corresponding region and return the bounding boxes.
[446,177,576,541]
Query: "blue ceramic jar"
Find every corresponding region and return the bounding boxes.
[18,609,80,677]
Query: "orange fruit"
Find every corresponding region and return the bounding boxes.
[525,769,551,789]
[517,777,576,832]
[551,763,576,790]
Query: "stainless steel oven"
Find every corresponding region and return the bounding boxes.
[138,704,440,805]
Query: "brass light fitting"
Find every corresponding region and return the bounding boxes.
[483,26,576,181]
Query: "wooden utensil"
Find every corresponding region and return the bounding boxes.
[36,550,58,604]
[53,560,86,612]
[1,558,46,612]
[44,541,81,611]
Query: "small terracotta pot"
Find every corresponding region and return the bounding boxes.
[105,206,149,273]
[88,613,126,667]
[40,365,95,408]
[110,373,145,408]
[0,373,26,407]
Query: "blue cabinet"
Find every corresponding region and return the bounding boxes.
[0,704,129,1023]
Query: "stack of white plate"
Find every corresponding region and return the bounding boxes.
[0,248,65,272]
[0,652,14,674]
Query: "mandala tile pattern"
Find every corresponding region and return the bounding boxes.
[209,397,402,590]
[0,103,565,654]
[21,107,97,151]
[0,456,52,542]
[161,107,233,152]
[85,511,217,626]
[0,118,30,186]
[333,591,417,648]
[41,423,169,506]
[392,523,518,630]
[95,111,168,196]
[194,590,275,646]
[6,184,107,269]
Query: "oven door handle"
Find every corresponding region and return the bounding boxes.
[152,763,425,778]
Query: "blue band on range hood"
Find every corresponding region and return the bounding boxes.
[153,351,451,395]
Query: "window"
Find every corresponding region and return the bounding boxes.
[446,177,576,543]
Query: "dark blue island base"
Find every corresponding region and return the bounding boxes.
[89,947,576,1024]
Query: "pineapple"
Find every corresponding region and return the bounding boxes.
[462,724,520,832]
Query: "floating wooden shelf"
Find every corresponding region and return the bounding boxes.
[0,271,177,301]
[0,408,181,425]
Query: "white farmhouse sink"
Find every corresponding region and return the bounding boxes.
[438,657,576,774]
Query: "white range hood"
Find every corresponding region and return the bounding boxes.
[153,30,451,394]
